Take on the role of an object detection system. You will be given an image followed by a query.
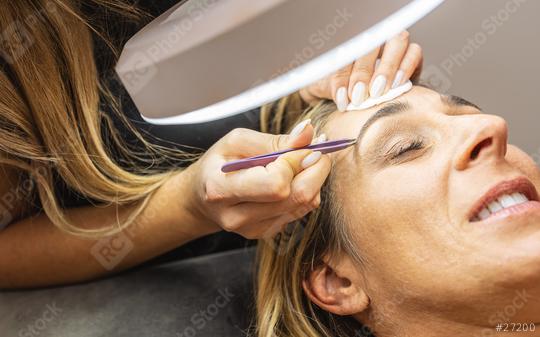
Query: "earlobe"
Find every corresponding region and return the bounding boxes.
[302,260,370,316]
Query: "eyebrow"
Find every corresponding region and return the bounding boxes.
[442,95,481,111]
[355,101,411,151]
[355,94,481,150]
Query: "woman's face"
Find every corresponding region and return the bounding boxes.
[323,86,540,328]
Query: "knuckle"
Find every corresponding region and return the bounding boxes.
[204,180,225,203]
[267,179,291,200]
[291,186,312,206]
[409,43,423,57]
[271,134,286,152]
[221,215,243,232]
[331,74,350,88]
[225,128,248,145]
[397,30,410,41]
[334,65,352,77]
[351,64,373,81]
[377,61,399,74]
[331,66,353,83]
[354,63,373,74]
[311,196,321,209]
[221,221,236,232]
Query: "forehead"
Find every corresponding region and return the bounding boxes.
[323,86,442,141]
[323,86,448,190]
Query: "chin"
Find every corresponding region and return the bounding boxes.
[493,228,540,288]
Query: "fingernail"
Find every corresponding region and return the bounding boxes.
[289,118,311,137]
[370,75,387,98]
[351,82,367,106]
[391,70,405,89]
[311,134,326,145]
[314,133,327,144]
[336,86,349,112]
[301,151,322,169]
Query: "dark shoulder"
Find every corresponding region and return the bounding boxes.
[0,164,36,228]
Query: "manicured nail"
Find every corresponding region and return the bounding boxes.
[314,133,327,144]
[289,119,311,137]
[336,86,349,112]
[391,70,405,89]
[351,82,367,106]
[301,151,322,169]
[370,75,387,98]
[311,133,325,145]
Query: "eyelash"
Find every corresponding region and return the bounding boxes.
[391,138,425,159]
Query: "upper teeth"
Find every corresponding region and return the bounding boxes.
[474,192,529,221]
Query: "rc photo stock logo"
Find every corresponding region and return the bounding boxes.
[176,287,235,337]
[0,172,36,230]
[119,51,158,95]
[17,302,63,337]
[118,0,221,95]
[421,64,453,93]
[421,0,529,93]
[91,232,134,271]
[0,20,35,64]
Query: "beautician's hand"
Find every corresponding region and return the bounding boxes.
[299,31,423,111]
[186,121,331,239]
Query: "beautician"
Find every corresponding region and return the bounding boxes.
[0,1,422,288]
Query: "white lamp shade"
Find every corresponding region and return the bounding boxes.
[116,0,445,125]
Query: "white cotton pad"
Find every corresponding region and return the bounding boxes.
[346,80,413,111]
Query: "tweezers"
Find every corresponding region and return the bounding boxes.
[221,138,357,173]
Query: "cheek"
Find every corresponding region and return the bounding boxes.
[351,162,446,230]
[506,145,540,186]
[342,163,450,277]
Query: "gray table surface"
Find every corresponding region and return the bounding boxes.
[0,248,256,337]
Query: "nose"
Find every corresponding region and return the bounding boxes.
[453,115,508,171]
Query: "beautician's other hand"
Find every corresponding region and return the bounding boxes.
[186,121,330,239]
[299,31,423,111]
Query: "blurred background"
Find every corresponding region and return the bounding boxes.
[411,0,539,157]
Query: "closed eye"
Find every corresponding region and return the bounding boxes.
[389,138,425,160]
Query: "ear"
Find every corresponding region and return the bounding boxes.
[302,254,369,316]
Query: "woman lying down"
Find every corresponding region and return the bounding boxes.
[256,84,540,337]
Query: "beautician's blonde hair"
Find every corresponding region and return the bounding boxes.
[256,96,369,337]
[0,1,196,237]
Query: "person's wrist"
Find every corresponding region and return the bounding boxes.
[173,164,221,237]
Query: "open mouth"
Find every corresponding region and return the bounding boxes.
[469,177,540,222]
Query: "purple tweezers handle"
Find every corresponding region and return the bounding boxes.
[221,138,356,173]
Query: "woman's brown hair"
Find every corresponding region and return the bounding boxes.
[256,95,370,336]
[0,0,196,237]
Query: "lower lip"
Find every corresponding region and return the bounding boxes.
[471,200,540,225]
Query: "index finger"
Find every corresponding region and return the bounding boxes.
[219,149,314,204]
[219,127,314,158]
